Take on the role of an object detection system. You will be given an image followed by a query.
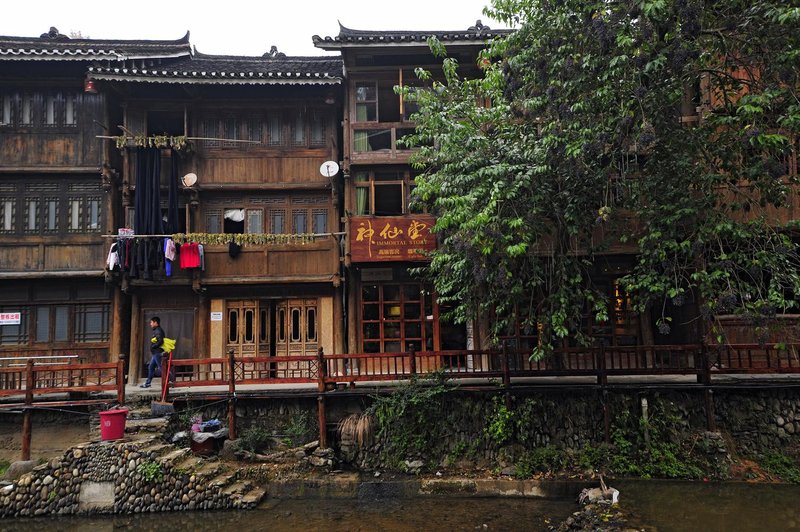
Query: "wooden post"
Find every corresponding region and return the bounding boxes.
[117,354,127,406]
[317,347,327,393]
[24,359,34,406]
[316,347,328,448]
[602,390,611,444]
[409,344,417,376]
[705,389,716,432]
[318,395,328,449]
[227,349,237,440]
[21,409,32,461]
[501,343,511,387]
[22,359,34,461]
[597,345,608,387]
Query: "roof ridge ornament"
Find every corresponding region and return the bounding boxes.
[468,20,490,32]
[40,27,69,40]
[263,45,286,59]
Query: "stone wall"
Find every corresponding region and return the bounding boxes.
[0,438,250,517]
[336,387,800,472]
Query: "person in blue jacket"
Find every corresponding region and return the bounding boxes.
[141,316,165,388]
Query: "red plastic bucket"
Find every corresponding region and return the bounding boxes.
[99,409,128,441]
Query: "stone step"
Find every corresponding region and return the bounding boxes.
[241,486,266,507]
[222,480,251,496]
[126,417,170,433]
[173,455,203,473]
[194,460,225,480]
[159,448,190,466]
[209,470,237,488]
[138,442,172,457]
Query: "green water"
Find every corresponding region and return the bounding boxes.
[4,481,800,531]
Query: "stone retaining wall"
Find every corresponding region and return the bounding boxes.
[0,439,246,517]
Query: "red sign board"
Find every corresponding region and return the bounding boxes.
[350,215,436,262]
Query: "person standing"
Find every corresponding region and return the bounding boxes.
[141,316,165,388]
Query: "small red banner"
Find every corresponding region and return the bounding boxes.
[350,215,436,262]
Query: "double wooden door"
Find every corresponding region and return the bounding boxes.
[226,298,318,358]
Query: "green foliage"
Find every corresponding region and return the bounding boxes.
[407,0,800,350]
[514,446,567,478]
[368,371,456,469]
[759,451,800,483]
[283,411,315,447]
[592,402,704,479]
[237,425,273,453]
[0,459,9,477]
[485,396,514,446]
[136,460,164,483]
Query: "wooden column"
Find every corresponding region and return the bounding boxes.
[317,347,328,448]
[197,294,210,358]
[227,350,237,440]
[22,359,34,461]
[128,294,141,382]
[117,354,127,405]
[110,288,126,359]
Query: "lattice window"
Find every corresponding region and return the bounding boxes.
[73,303,110,343]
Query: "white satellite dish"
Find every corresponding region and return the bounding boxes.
[319,161,339,178]
[181,172,198,187]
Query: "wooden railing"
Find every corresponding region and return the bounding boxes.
[163,343,800,393]
[0,355,126,406]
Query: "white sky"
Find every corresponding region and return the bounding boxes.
[1,0,509,56]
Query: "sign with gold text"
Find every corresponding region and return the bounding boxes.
[350,215,436,262]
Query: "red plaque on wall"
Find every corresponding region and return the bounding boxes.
[350,215,436,262]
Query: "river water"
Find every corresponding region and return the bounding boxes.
[3,481,800,531]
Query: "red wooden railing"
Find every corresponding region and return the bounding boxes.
[0,355,126,406]
[162,343,800,392]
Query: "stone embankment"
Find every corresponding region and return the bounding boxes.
[0,435,265,517]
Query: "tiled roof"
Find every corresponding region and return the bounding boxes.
[313,20,511,49]
[88,50,343,85]
[0,27,192,61]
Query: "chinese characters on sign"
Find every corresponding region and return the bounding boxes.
[350,215,436,262]
[0,312,21,325]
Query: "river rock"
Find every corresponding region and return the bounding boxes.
[3,461,35,481]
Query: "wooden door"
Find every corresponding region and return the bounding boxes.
[225,300,270,358]
[274,298,318,357]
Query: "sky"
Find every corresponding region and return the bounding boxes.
[1,0,510,56]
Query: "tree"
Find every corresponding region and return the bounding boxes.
[406,0,800,354]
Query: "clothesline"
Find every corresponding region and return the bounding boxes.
[101,232,346,238]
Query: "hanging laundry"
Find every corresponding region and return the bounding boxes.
[198,244,205,271]
[164,238,176,261]
[180,242,201,269]
[106,242,120,271]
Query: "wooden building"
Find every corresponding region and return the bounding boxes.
[88,49,344,380]
[0,28,192,364]
[313,22,513,356]
[0,28,344,380]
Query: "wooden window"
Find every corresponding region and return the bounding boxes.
[292,209,308,234]
[355,82,378,121]
[44,198,58,232]
[306,307,317,342]
[270,209,286,234]
[73,304,109,343]
[353,168,416,215]
[68,198,82,232]
[0,95,10,126]
[25,198,39,232]
[0,306,29,345]
[0,180,100,236]
[310,110,326,146]
[291,112,306,146]
[267,114,283,145]
[0,198,14,232]
[246,209,263,234]
[360,282,433,353]
[20,93,33,126]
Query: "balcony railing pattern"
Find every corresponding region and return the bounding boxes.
[1,345,799,408]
